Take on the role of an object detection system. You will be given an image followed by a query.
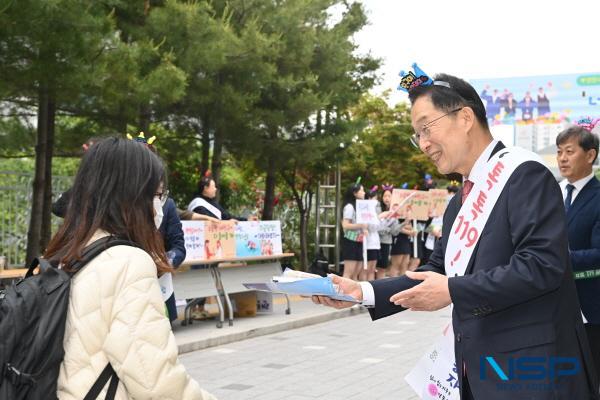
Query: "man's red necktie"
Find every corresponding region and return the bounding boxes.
[462,180,474,204]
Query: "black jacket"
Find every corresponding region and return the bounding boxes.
[369,143,599,399]
[566,177,600,325]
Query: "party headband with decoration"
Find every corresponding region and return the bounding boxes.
[397,63,451,93]
[382,183,394,191]
[575,117,600,132]
[354,176,362,186]
[127,131,157,145]
[369,185,379,194]
[449,180,460,187]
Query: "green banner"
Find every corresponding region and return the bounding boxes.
[574,268,600,280]
[577,75,600,86]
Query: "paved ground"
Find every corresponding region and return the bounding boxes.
[180,301,450,400]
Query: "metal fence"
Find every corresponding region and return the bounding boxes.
[0,171,73,267]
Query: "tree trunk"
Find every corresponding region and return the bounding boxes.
[41,94,55,250]
[200,120,210,176]
[262,155,276,220]
[26,87,55,264]
[138,104,151,134]
[211,129,223,201]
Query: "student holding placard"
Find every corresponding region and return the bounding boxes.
[358,188,384,281]
[376,186,402,279]
[341,181,368,280]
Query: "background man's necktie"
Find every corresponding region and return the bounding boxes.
[564,184,575,213]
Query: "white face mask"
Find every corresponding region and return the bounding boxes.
[153,197,164,228]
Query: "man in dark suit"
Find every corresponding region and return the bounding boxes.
[314,74,598,399]
[557,125,600,387]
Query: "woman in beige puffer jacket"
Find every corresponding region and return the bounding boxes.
[45,137,216,400]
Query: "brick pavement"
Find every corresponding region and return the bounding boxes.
[181,306,451,400]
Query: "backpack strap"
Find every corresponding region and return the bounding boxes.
[83,363,119,400]
[69,236,138,274]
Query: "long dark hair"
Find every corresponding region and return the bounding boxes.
[342,183,363,211]
[380,189,392,212]
[198,175,214,198]
[45,137,171,275]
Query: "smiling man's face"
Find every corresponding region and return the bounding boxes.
[411,96,467,175]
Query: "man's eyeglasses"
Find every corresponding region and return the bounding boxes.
[410,107,463,148]
[155,189,170,206]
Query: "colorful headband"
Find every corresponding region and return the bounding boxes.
[355,176,362,185]
[398,63,434,93]
[382,183,394,191]
[127,131,156,145]
[575,117,600,132]
[401,182,409,189]
[449,180,460,186]
[369,185,378,194]
[204,169,212,178]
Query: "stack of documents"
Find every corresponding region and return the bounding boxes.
[243,268,359,302]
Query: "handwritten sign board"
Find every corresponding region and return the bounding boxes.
[257,221,282,256]
[183,221,283,262]
[355,200,379,224]
[429,189,448,217]
[181,221,205,260]
[205,222,236,259]
[390,189,433,221]
[235,221,261,257]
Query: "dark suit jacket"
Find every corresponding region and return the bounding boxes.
[369,143,599,399]
[159,198,186,268]
[567,177,600,325]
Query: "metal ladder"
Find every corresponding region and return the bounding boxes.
[315,163,341,274]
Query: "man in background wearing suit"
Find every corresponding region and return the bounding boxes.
[314,73,598,399]
[557,125,600,387]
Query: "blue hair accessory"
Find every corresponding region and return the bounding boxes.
[576,117,599,132]
[401,182,409,189]
[398,63,433,93]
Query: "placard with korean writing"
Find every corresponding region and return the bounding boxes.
[257,221,282,256]
[205,222,236,259]
[235,221,262,257]
[355,200,379,225]
[390,189,431,220]
[181,221,205,260]
[429,189,448,217]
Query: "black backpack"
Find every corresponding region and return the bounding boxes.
[0,237,136,400]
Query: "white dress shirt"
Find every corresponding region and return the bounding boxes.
[559,172,595,206]
[360,140,499,307]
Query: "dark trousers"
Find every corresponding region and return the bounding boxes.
[585,323,600,386]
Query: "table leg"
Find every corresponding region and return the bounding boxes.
[284,294,291,315]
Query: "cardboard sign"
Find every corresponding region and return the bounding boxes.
[390,189,432,221]
[429,189,448,217]
[204,222,236,259]
[181,221,205,260]
[355,200,379,224]
[235,221,262,257]
[257,221,282,256]
[184,221,283,261]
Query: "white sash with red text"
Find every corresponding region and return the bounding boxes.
[405,147,543,399]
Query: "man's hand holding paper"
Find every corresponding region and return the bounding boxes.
[311,274,363,309]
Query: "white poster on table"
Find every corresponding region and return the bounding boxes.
[355,200,379,225]
[181,221,205,261]
[257,221,282,255]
